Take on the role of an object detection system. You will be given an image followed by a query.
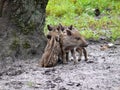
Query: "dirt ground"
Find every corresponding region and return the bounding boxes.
[0,43,120,90]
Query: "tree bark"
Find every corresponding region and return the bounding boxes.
[0,0,48,61]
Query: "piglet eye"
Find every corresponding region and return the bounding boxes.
[47,35,51,39]
[75,37,80,40]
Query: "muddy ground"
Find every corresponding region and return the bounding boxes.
[0,43,120,90]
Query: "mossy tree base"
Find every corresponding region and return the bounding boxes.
[0,0,48,61]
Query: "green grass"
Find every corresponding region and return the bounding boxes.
[45,0,120,41]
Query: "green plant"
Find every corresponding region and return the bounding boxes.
[80,30,100,40]
[110,28,120,41]
[45,0,120,41]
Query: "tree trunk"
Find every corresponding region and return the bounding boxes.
[0,0,48,61]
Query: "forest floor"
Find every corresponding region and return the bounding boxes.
[0,42,120,90]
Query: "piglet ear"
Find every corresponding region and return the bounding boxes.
[47,25,53,31]
[58,23,64,31]
[59,23,62,27]
[57,25,60,31]
[66,30,72,36]
[68,25,73,30]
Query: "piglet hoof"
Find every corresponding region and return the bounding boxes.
[78,59,81,61]
[74,60,78,65]
[74,62,77,65]
[71,59,73,61]
[85,58,88,62]
[63,61,68,64]
[74,62,76,65]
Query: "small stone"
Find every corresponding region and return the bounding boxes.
[90,87,94,90]
[42,70,51,75]
[53,77,63,83]
[42,68,56,75]
[59,86,68,90]
[96,85,99,88]
[0,73,3,76]
[115,38,120,45]
[46,81,56,89]
[106,66,110,69]
[101,57,105,59]
[107,43,114,48]
[76,83,81,87]
[87,61,94,63]
[67,82,74,86]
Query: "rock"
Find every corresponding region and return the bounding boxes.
[100,43,116,51]
[53,77,63,83]
[87,61,94,63]
[42,68,56,75]
[45,81,56,89]
[107,43,114,48]
[106,66,110,69]
[59,86,68,90]
[67,82,75,86]
[5,81,23,89]
[5,69,23,76]
[115,38,120,45]
[76,83,81,87]
[100,45,108,51]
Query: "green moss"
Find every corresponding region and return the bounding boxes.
[10,39,20,50]
[22,40,31,49]
[11,10,36,35]
[18,21,35,35]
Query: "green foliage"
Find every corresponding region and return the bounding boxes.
[110,28,120,41]
[80,30,100,40]
[45,0,120,41]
